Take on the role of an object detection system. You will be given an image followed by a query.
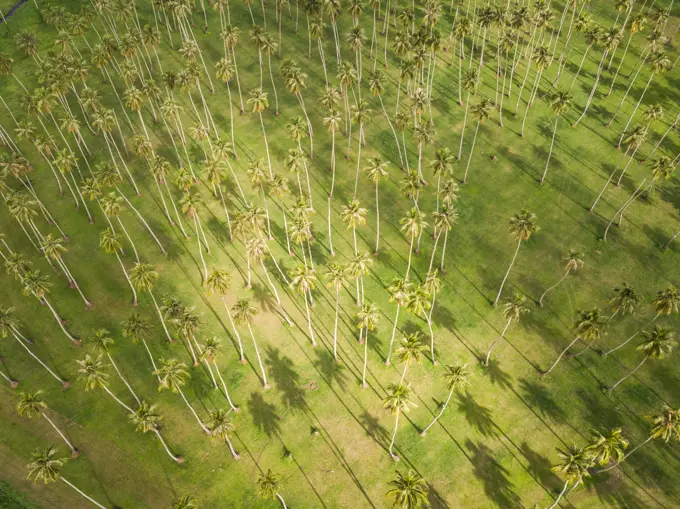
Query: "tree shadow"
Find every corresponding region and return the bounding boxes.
[519,442,563,493]
[466,439,524,508]
[264,347,306,412]
[427,483,451,509]
[518,378,565,422]
[485,359,514,390]
[313,348,348,389]
[456,393,496,438]
[247,391,281,438]
[359,410,389,449]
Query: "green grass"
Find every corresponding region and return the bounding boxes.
[0,0,679,508]
[0,481,41,509]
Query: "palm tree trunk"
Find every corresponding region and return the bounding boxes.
[259,112,273,179]
[485,317,512,366]
[663,229,680,250]
[260,262,293,326]
[617,73,655,148]
[214,362,238,412]
[60,478,108,509]
[539,268,570,307]
[303,291,316,346]
[276,493,288,509]
[224,434,240,459]
[153,428,182,463]
[572,51,609,126]
[547,480,570,509]
[404,236,415,281]
[420,388,454,436]
[148,290,174,343]
[609,355,648,391]
[463,120,481,184]
[542,336,581,375]
[12,332,66,387]
[362,328,369,388]
[388,409,400,459]
[333,288,340,361]
[41,412,77,454]
[103,385,134,414]
[494,239,521,305]
[221,296,245,363]
[42,298,79,345]
[540,115,559,184]
[386,304,400,366]
[597,436,654,472]
[603,315,657,356]
[178,387,210,433]
[114,252,137,306]
[458,92,470,160]
[247,324,269,388]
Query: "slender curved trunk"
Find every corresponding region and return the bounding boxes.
[60,478,108,509]
[178,386,210,433]
[114,252,137,305]
[12,332,66,386]
[103,385,134,414]
[539,268,570,307]
[597,436,654,473]
[247,324,269,388]
[404,236,415,281]
[547,480,570,509]
[485,317,512,366]
[153,428,182,462]
[276,493,288,509]
[332,287,340,361]
[41,412,77,453]
[542,336,581,375]
[617,73,655,148]
[463,120,481,183]
[148,290,174,343]
[303,291,316,346]
[540,116,559,184]
[458,92,470,160]
[42,298,79,345]
[362,327,369,388]
[494,239,521,305]
[388,409,400,458]
[421,387,454,435]
[609,355,648,391]
[603,315,657,356]
[214,362,238,411]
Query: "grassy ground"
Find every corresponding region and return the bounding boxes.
[0,0,679,508]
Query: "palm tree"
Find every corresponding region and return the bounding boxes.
[541,90,572,184]
[232,299,269,388]
[26,446,107,509]
[386,470,429,508]
[547,446,593,509]
[88,328,140,405]
[591,125,648,212]
[603,286,679,356]
[247,87,274,178]
[485,295,530,366]
[386,278,413,366]
[154,358,210,433]
[174,495,199,509]
[420,364,470,437]
[608,326,676,391]
[357,302,379,388]
[324,109,342,197]
[585,428,629,467]
[457,68,479,161]
[609,283,641,321]
[206,269,246,365]
[201,337,239,412]
[396,332,427,383]
[383,382,414,461]
[0,306,68,388]
[130,403,184,463]
[129,263,174,344]
[429,148,454,216]
[17,392,79,458]
[494,210,539,305]
[77,354,134,414]
[180,191,210,282]
[542,308,608,374]
[364,156,389,255]
[422,271,442,364]
[121,312,158,377]
[400,208,428,281]
[289,264,318,347]
[99,228,137,306]
[462,97,492,184]
[325,263,348,361]
[208,409,240,459]
[597,406,680,472]
[340,199,367,255]
[539,250,584,307]
[617,53,671,149]
[257,469,287,508]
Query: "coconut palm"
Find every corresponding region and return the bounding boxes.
[206,269,246,364]
[324,109,343,197]
[88,328,140,405]
[548,446,593,509]
[420,363,470,436]
[386,277,413,366]
[462,97,492,184]
[609,283,641,320]
[257,469,287,508]
[386,470,429,508]
[340,199,367,255]
[357,302,379,388]
[207,409,240,459]
[172,307,202,368]
[0,306,68,388]
[364,156,389,254]
[430,205,458,273]
[154,358,210,433]
[383,382,415,461]
[174,495,199,509]
[289,264,318,347]
[422,270,442,364]
[542,308,608,374]
[77,354,134,414]
[608,326,676,391]
[395,332,427,383]
[585,428,629,467]
[494,210,539,305]
[121,312,158,377]
[539,250,584,307]
[541,90,572,184]
[180,191,210,282]
[485,295,531,366]
[17,392,78,458]
[201,337,239,412]
[325,263,348,361]
[26,446,107,509]
[400,208,428,281]
[597,406,680,472]
[130,403,184,463]
[129,262,174,344]
[232,299,269,388]
[603,286,679,356]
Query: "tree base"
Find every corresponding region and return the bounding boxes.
[71,449,80,459]
[9,380,19,389]
[420,431,427,437]
[62,381,72,390]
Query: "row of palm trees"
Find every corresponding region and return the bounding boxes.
[1,0,678,506]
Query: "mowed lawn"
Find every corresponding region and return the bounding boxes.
[0,0,679,508]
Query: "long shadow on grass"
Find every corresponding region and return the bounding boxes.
[466,439,524,508]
